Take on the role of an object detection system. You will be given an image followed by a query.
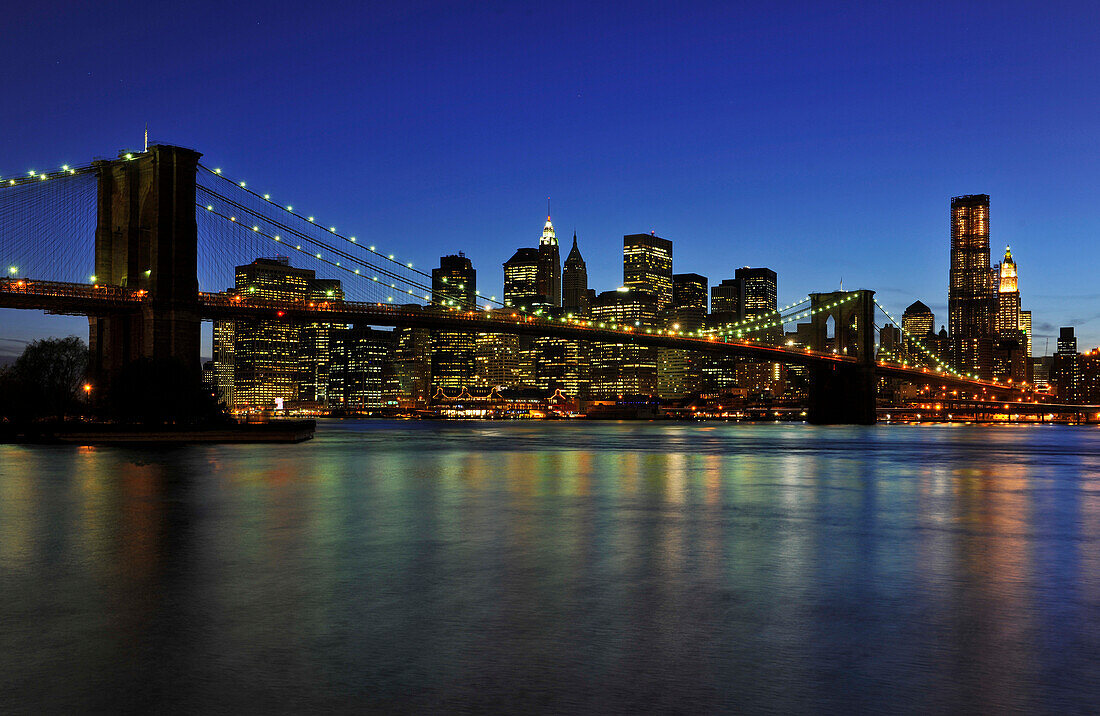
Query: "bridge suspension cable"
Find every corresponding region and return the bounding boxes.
[0,167,97,285]
[197,186,438,297]
[198,201,436,303]
[198,164,434,279]
[196,165,516,310]
[873,299,969,378]
[702,297,811,337]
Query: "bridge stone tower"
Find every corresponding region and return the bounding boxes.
[806,289,877,424]
[89,145,202,382]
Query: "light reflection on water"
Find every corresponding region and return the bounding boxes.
[1,421,1099,713]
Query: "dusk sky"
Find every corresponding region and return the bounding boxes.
[3,0,1100,357]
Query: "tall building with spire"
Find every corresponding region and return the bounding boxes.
[536,214,561,307]
[992,245,1029,381]
[994,246,1020,333]
[562,231,588,314]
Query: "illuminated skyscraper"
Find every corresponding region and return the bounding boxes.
[1054,327,1082,403]
[1020,310,1032,358]
[590,288,659,398]
[431,254,477,387]
[328,326,396,411]
[299,278,346,405]
[901,300,934,360]
[432,253,476,308]
[995,246,1020,333]
[623,233,673,309]
[660,273,709,399]
[212,316,235,408]
[949,194,993,338]
[562,232,589,314]
[537,215,561,307]
[231,257,314,409]
[949,195,995,378]
[736,267,778,321]
[503,248,541,308]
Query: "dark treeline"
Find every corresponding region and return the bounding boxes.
[0,336,228,425]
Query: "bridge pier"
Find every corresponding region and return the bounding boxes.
[806,289,878,425]
[89,145,202,385]
[808,362,877,425]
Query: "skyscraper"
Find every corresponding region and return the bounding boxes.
[949,194,993,338]
[994,246,1020,333]
[901,300,934,360]
[299,277,346,405]
[590,288,659,398]
[432,253,476,308]
[672,273,708,315]
[212,317,235,408]
[503,248,542,308]
[431,254,477,387]
[623,233,673,309]
[562,231,589,314]
[736,267,778,321]
[660,273,709,398]
[537,215,561,307]
[1054,327,1082,403]
[231,257,314,409]
[328,326,396,411]
[949,194,995,379]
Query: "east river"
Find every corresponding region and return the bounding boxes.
[2,421,1099,713]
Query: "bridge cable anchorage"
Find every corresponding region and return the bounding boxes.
[195,168,530,315]
[198,202,436,304]
[197,187,438,300]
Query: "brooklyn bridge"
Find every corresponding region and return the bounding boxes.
[0,144,1035,423]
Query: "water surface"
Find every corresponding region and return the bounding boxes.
[2,422,1099,713]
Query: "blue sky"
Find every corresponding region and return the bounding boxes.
[3,0,1100,358]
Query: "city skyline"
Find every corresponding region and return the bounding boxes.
[3,2,1100,354]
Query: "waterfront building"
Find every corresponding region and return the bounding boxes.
[474,329,522,388]
[212,316,235,408]
[562,232,589,314]
[328,326,396,411]
[393,325,432,409]
[660,273,709,398]
[537,215,561,307]
[1053,327,1082,403]
[623,233,673,310]
[231,257,314,410]
[431,254,477,388]
[589,288,659,398]
[298,277,346,405]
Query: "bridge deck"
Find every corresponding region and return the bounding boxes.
[0,277,1027,395]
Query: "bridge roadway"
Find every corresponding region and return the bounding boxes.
[1,277,1023,396]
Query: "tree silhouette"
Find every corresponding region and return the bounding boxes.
[0,336,88,421]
